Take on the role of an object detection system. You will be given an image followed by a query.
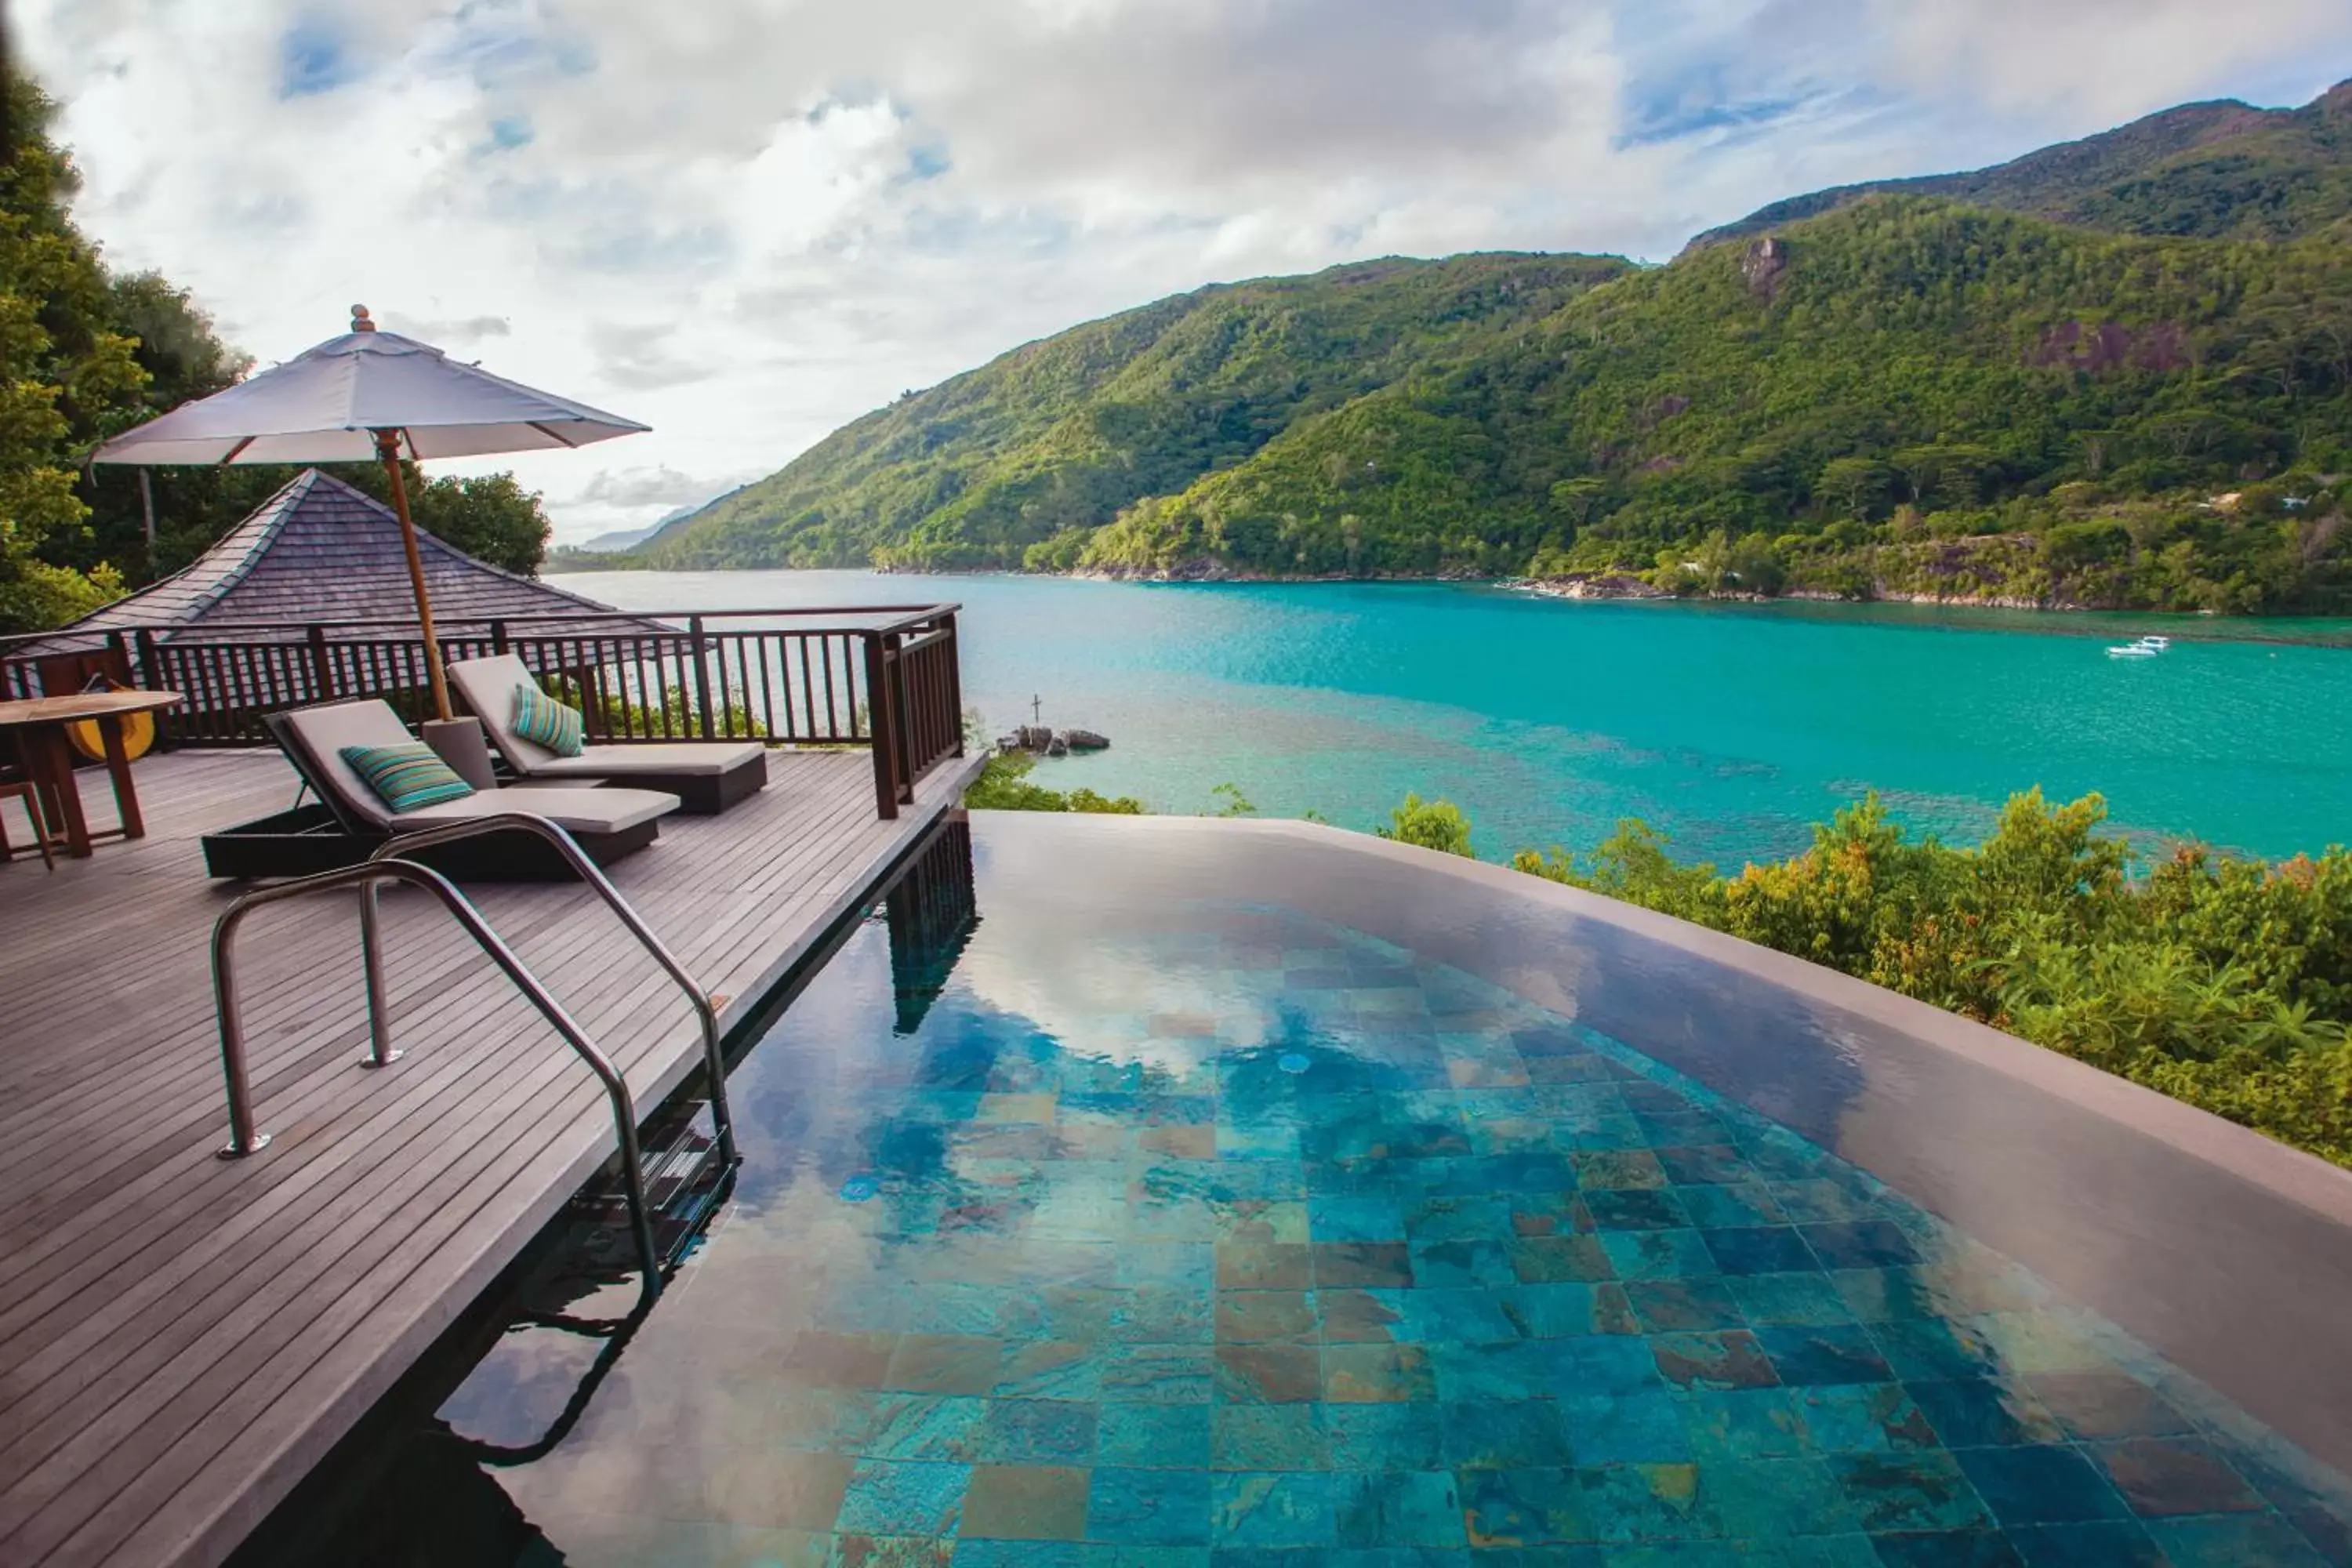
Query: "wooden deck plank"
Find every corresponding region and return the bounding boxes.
[0,744,981,1566]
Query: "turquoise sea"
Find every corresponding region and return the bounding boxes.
[551,569,2352,866]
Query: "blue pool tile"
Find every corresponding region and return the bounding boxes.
[2144,1513,2332,1566]
[1564,1463,1713,1543]
[1409,1238,1518,1289]
[1679,1388,1810,1461]
[2003,1522,2168,1566]
[1537,1333,1668,1397]
[1710,1456,1860,1537]
[1389,1287,1518,1344]
[1791,1385,1940,1455]
[1214,1344,1321,1403]
[1902,1380,2064,1450]
[1624,1279,1748,1332]
[1703,1228,1817,1276]
[1498,1283,1601,1338]
[1432,1341,1552,1403]
[1866,1530,2024,1566]
[1330,1472,1467,1548]
[1756,1326,1896,1388]
[1212,1404,1329,1470]
[1823,1453,1994,1534]
[1211,1472,1335,1548]
[1097,1402,1212,1468]
[1677,1185,1788,1229]
[1311,1194,1407,1242]
[1654,1145,1755,1185]
[974,1399,1098,1463]
[1601,1229,1718,1281]
[1650,1330,1781,1392]
[1439,1399,1573,1469]
[956,1541,1091,1567]
[835,1458,972,1535]
[1460,1466,1580,1548]
[1729,1272,1853,1327]
[1951,1446,2129,1527]
[860,1394,993,1461]
[1102,1346,1214,1403]
[1323,1403,1443,1469]
[1090,1467,1214,1545]
[1583,1189,1693,1232]
[1868,1319,2001,1383]
[1214,1290,1316,1345]
[1800,1221,1920,1272]
[1559,1392,1693,1465]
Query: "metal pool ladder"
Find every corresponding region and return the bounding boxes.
[207,814,739,1300]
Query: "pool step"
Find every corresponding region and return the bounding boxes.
[528,1097,738,1306]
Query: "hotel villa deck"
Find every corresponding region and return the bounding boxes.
[0,612,982,1566]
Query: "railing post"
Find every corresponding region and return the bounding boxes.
[132,627,169,746]
[688,615,714,739]
[863,631,901,819]
[942,612,964,758]
[307,624,335,705]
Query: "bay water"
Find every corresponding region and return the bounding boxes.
[552,568,2352,866]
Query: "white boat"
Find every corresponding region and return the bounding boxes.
[2106,634,2170,658]
[2137,635,2172,651]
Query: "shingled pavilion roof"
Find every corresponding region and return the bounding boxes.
[18,468,652,655]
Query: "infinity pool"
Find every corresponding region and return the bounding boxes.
[251,815,2352,1566]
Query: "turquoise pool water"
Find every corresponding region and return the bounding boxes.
[357,821,2352,1568]
[554,571,2352,866]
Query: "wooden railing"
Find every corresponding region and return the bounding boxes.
[0,605,966,819]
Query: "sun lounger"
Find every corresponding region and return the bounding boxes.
[447,653,768,815]
[199,698,679,880]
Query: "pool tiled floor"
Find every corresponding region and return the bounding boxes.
[456,907,2352,1567]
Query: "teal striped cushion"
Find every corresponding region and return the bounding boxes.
[511,681,584,757]
[339,742,475,813]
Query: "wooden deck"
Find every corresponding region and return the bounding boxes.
[0,745,982,1568]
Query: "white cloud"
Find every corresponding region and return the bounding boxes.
[17,1,2350,544]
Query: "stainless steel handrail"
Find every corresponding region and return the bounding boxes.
[209,858,663,1297]
[363,812,736,1165]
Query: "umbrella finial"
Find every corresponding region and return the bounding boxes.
[350,304,376,333]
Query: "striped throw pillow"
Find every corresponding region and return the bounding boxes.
[339,742,475,813]
[511,681,585,757]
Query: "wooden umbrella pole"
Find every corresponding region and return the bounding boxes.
[375,428,455,723]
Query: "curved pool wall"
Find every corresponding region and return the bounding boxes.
[1021,813,2352,1479]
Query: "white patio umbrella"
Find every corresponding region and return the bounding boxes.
[91,305,648,721]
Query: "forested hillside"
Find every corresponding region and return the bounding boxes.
[1080,200,2352,609]
[1696,78,2352,247]
[632,254,1631,572]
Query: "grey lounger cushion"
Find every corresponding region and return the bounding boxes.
[447,653,766,779]
[277,699,680,836]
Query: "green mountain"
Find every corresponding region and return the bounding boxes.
[637,254,1631,571]
[631,80,2352,611]
[1082,200,2352,607]
[1695,78,2352,246]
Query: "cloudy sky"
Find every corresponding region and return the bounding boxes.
[20,2,2352,544]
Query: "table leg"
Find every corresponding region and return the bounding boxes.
[25,727,90,858]
[99,715,144,839]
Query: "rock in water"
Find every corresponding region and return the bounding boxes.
[1047,735,1069,757]
[1062,728,1110,751]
